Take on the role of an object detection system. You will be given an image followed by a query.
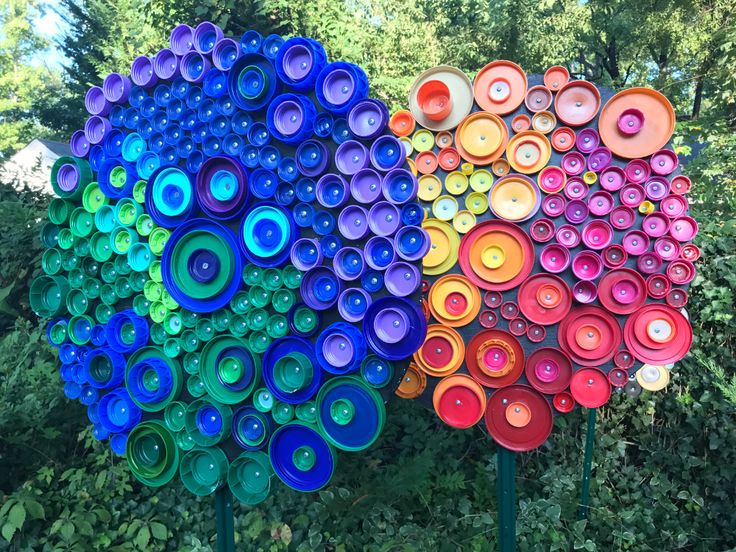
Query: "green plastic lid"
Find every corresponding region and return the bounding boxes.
[40,222,59,248]
[41,248,62,275]
[82,277,101,300]
[94,205,116,233]
[179,309,199,328]
[133,180,147,203]
[229,291,251,314]
[133,294,151,316]
[271,289,295,314]
[30,275,69,317]
[61,250,80,271]
[73,237,90,257]
[81,257,99,277]
[114,254,132,275]
[273,352,313,393]
[126,420,179,487]
[292,305,319,335]
[82,182,108,213]
[49,320,68,346]
[115,198,141,227]
[110,226,138,254]
[114,277,134,299]
[66,288,89,316]
[135,214,154,237]
[163,338,181,358]
[68,268,85,289]
[184,398,232,447]
[272,401,294,425]
[149,227,170,256]
[149,301,168,323]
[253,388,274,412]
[69,207,94,238]
[180,446,228,496]
[248,285,271,309]
[261,268,283,291]
[149,260,163,282]
[99,284,118,306]
[295,401,318,424]
[160,289,178,310]
[128,271,147,292]
[180,330,199,352]
[176,430,196,451]
[48,198,73,225]
[248,331,271,354]
[195,318,215,342]
[243,264,262,286]
[94,303,115,324]
[50,156,92,200]
[164,401,187,432]
[183,352,200,375]
[150,323,167,345]
[228,314,248,336]
[163,312,183,335]
[187,374,207,397]
[57,228,75,250]
[211,309,230,332]
[282,265,302,289]
[90,232,113,262]
[266,314,288,339]
[144,280,163,302]
[227,452,272,505]
[200,335,260,404]
[248,308,268,331]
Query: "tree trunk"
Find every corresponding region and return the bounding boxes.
[692,75,704,120]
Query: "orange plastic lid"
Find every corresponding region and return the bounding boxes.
[598,88,676,158]
[492,159,510,177]
[505,130,551,174]
[551,127,575,152]
[415,151,439,174]
[489,175,539,221]
[525,85,553,112]
[511,114,531,133]
[544,65,570,91]
[435,131,453,148]
[395,362,426,399]
[428,274,481,326]
[433,374,486,429]
[409,66,474,131]
[468,228,526,284]
[454,112,509,165]
[531,111,556,134]
[414,324,465,377]
[554,80,601,126]
[473,60,528,114]
[389,110,416,137]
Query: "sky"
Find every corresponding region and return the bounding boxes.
[32,0,66,69]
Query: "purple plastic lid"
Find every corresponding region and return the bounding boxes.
[85,86,111,116]
[575,128,600,154]
[170,24,194,55]
[300,266,342,311]
[622,230,650,255]
[181,51,211,83]
[273,99,305,136]
[337,288,372,323]
[337,205,369,241]
[335,140,369,175]
[321,68,355,107]
[368,201,400,237]
[540,243,570,273]
[131,56,158,87]
[384,262,420,297]
[561,151,585,175]
[599,166,626,192]
[650,149,678,176]
[610,205,635,230]
[193,21,224,54]
[102,73,131,103]
[645,176,669,201]
[564,199,588,224]
[84,116,111,145]
[587,147,612,172]
[321,331,354,368]
[555,224,581,248]
[350,168,382,204]
[56,163,80,192]
[347,99,388,140]
[619,183,645,207]
[642,213,671,238]
[290,238,323,271]
[365,236,396,270]
[212,38,241,71]
[316,174,349,209]
[573,280,598,304]
[372,305,410,344]
[70,130,90,158]
[587,191,613,217]
[195,156,249,218]
[564,177,588,200]
[154,48,180,80]
[281,43,313,81]
[333,247,365,281]
[572,251,603,280]
[542,194,566,218]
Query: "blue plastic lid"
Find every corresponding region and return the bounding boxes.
[209,116,230,138]
[262,34,284,60]
[217,95,236,116]
[277,157,298,183]
[103,129,125,157]
[136,151,160,180]
[292,202,315,228]
[258,145,280,170]
[203,135,222,157]
[87,402,100,424]
[316,377,384,450]
[109,105,125,126]
[123,108,141,130]
[141,97,157,118]
[105,310,149,353]
[361,356,392,388]
[269,422,335,492]
[295,140,329,178]
[240,30,263,53]
[222,133,244,156]
[295,178,317,202]
[250,168,278,199]
[84,346,125,388]
[232,406,273,450]
[300,266,341,311]
[262,336,322,404]
[59,343,78,364]
[196,404,223,436]
[154,84,172,106]
[110,433,128,455]
[275,182,295,206]
[312,210,336,236]
[362,297,427,361]
[129,85,147,107]
[240,144,260,168]
[145,165,195,227]
[186,150,205,173]
[274,37,327,92]
[92,424,110,441]
[361,270,384,293]
[80,385,98,406]
[240,203,295,267]
[248,122,270,147]
[331,118,352,144]
[232,112,253,135]
[228,53,280,112]
[167,99,184,120]
[320,234,342,259]
[370,135,404,171]
[186,86,204,109]
[127,357,174,405]
[401,202,424,226]
[266,93,317,145]
[64,381,82,400]
[99,388,142,432]
[313,112,333,138]
[203,68,227,98]
[171,77,189,99]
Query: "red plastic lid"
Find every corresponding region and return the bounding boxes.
[570,368,611,408]
[667,260,696,285]
[613,349,635,370]
[479,309,498,328]
[681,244,701,262]
[433,374,486,429]
[544,66,570,91]
[484,385,554,451]
[415,151,438,174]
[508,317,527,336]
[623,304,692,365]
[646,273,671,299]
[608,368,629,388]
[526,324,546,343]
[666,288,688,308]
[417,79,453,121]
[465,329,524,388]
[551,127,576,152]
[484,290,503,308]
[517,274,572,325]
[500,301,519,320]
[525,85,553,112]
[597,268,647,314]
[553,391,575,413]
[558,306,621,366]
[530,218,555,243]
[437,147,461,171]
[670,175,691,195]
[525,347,573,395]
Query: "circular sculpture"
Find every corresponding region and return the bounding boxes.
[32,24,428,503]
[395,61,698,451]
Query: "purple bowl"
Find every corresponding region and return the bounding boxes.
[154,48,180,80]
[170,24,194,55]
[347,99,388,140]
[321,68,355,107]
[131,56,158,87]
[85,86,111,116]
[384,262,420,297]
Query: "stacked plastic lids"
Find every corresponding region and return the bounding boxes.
[32,24,428,503]
[391,62,699,451]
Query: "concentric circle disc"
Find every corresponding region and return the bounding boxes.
[484,385,553,451]
[473,60,527,115]
[465,329,524,388]
[454,112,508,165]
[506,131,551,174]
[408,66,474,131]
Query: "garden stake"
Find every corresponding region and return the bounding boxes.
[497,446,516,552]
[578,408,597,520]
[215,485,235,552]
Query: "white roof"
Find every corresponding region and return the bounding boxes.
[1,139,73,196]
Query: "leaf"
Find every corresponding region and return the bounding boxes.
[135,525,151,549]
[24,499,44,520]
[8,503,25,530]
[150,521,167,540]
[95,471,107,490]
[60,521,75,540]
[1,523,16,543]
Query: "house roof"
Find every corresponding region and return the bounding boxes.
[36,139,73,158]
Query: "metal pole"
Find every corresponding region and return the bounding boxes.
[496,446,516,552]
[215,485,235,552]
[578,407,597,520]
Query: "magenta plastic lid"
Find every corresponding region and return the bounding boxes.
[337,205,369,241]
[642,213,670,238]
[350,168,382,204]
[622,230,650,256]
[564,177,588,200]
[572,250,603,280]
[538,166,566,193]
[587,147,612,172]
[654,237,680,261]
[599,166,626,192]
[384,262,420,297]
[669,216,698,242]
[575,128,600,154]
[650,149,678,176]
[561,151,585,176]
[540,243,570,273]
[637,252,662,274]
[335,140,369,176]
[542,194,566,218]
[602,244,627,268]
[582,220,613,250]
[624,159,650,184]
[588,191,614,216]
[617,108,644,135]
[667,260,696,285]
[368,201,400,237]
[555,224,581,248]
[573,280,597,304]
[645,176,670,201]
[564,199,588,224]
[610,205,635,230]
[660,194,688,218]
[619,183,645,207]
[530,218,555,243]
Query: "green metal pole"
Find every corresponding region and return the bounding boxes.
[497,446,516,552]
[578,407,597,520]
[215,485,235,552]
